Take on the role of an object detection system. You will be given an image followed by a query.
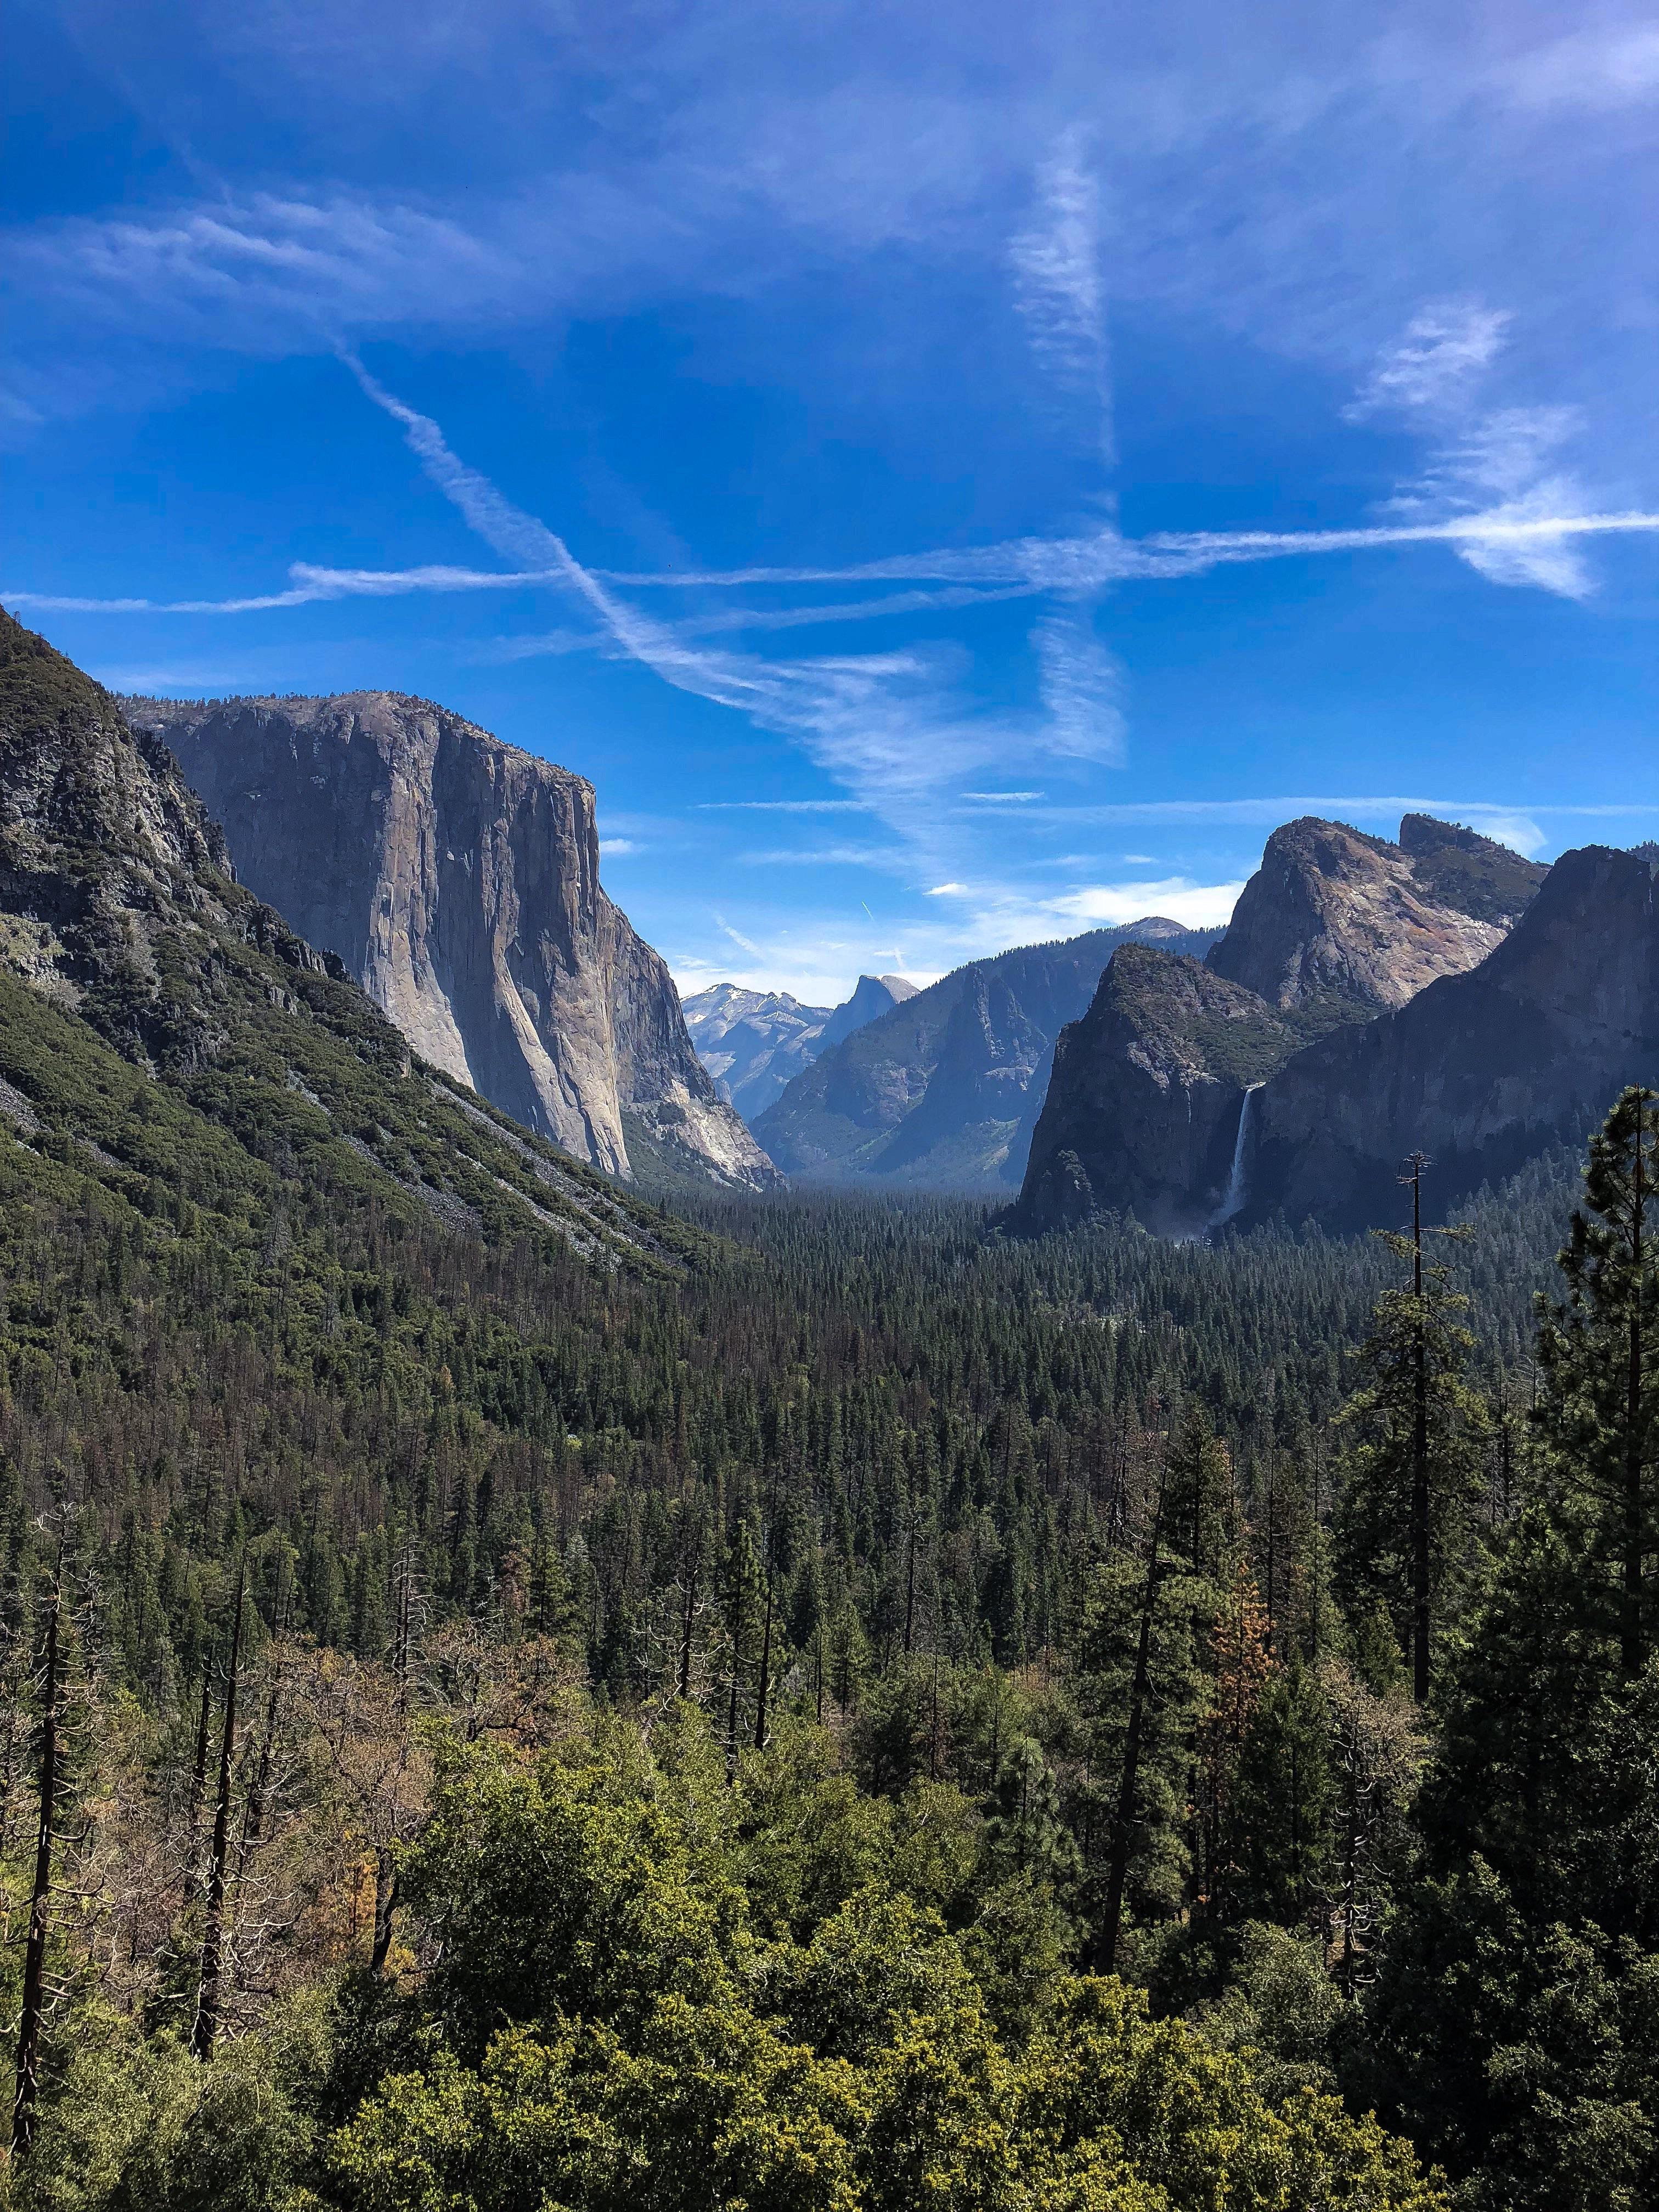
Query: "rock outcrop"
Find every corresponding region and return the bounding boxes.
[1015,814,1553,1235]
[1207,813,1547,1031]
[683,973,917,1123]
[1015,946,1298,1235]
[129,692,777,1190]
[0,608,691,1269]
[1238,844,1659,1229]
[755,920,1220,1190]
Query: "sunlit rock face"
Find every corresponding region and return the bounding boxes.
[1245,844,1659,1230]
[133,691,779,1189]
[1015,813,1564,1237]
[1206,813,1547,1020]
[683,974,917,1123]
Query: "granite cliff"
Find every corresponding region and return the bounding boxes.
[129,692,777,1192]
[1237,843,1659,1229]
[683,973,917,1122]
[0,608,690,1268]
[1015,946,1298,1235]
[1207,812,1547,1032]
[755,919,1220,1190]
[1015,813,1552,1233]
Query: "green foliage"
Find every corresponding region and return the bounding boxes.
[1534,1085,1659,1671]
[0,635,1640,2212]
[10,1996,331,2212]
[317,1733,1443,2212]
[1333,1232,1491,1688]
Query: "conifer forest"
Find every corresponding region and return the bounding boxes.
[1,1053,1656,2211]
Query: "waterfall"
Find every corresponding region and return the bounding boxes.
[1210,1083,1263,1231]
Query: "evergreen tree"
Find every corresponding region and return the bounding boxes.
[1534,1085,1659,1673]
[1334,1179,1489,1700]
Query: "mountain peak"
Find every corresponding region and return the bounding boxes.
[818,972,919,1048]
[1206,810,1547,1024]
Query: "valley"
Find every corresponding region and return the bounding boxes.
[0,610,1655,2212]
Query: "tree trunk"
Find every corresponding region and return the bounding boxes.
[370,1849,399,1977]
[1623,1110,1647,1677]
[185,1667,212,1875]
[11,1585,61,2160]
[753,1569,775,1752]
[191,1566,245,2062]
[677,1553,698,1701]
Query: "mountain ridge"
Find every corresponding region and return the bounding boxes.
[1015,811,1557,1234]
[683,972,918,1121]
[0,608,690,1271]
[755,917,1222,1189]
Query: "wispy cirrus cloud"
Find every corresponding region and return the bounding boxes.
[21,496,1658,630]
[332,364,1123,856]
[1344,301,1511,421]
[1500,25,1659,110]
[1011,128,1111,454]
[1347,302,1605,596]
[1034,610,1125,764]
[697,799,871,812]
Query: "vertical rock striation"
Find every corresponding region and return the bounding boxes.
[129,692,778,1189]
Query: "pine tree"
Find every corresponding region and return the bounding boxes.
[1535,1085,1659,1674]
[1334,1174,1489,1700]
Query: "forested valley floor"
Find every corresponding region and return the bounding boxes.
[1,1098,1656,2212]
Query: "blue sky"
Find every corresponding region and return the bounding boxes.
[5,2,1659,1002]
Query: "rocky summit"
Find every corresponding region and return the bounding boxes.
[1241,842,1659,1228]
[0,607,691,1269]
[683,973,917,1123]
[1015,812,1558,1234]
[129,691,778,1193]
[1206,812,1548,1032]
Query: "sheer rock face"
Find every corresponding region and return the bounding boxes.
[1014,946,1298,1236]
[1207,814,1547,1019]
[754,921,1220,1191]
[1242,845,1659,1229]
[1015,814,1555,1235]
[131,692,778,1188]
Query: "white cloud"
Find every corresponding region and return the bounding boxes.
[926,882,968,895]
[600,837,639,856]
[714,913,765,958]
[1033,611,1126,764]
[26,497,1659,630]
[1463,811,1547,858]
[1047,877,1246,929]
[738,844,906,868]
[1011,129,1111,455]
[1345,301,1511,420]
[1386,394,1596,597]
[697,798,871,812]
